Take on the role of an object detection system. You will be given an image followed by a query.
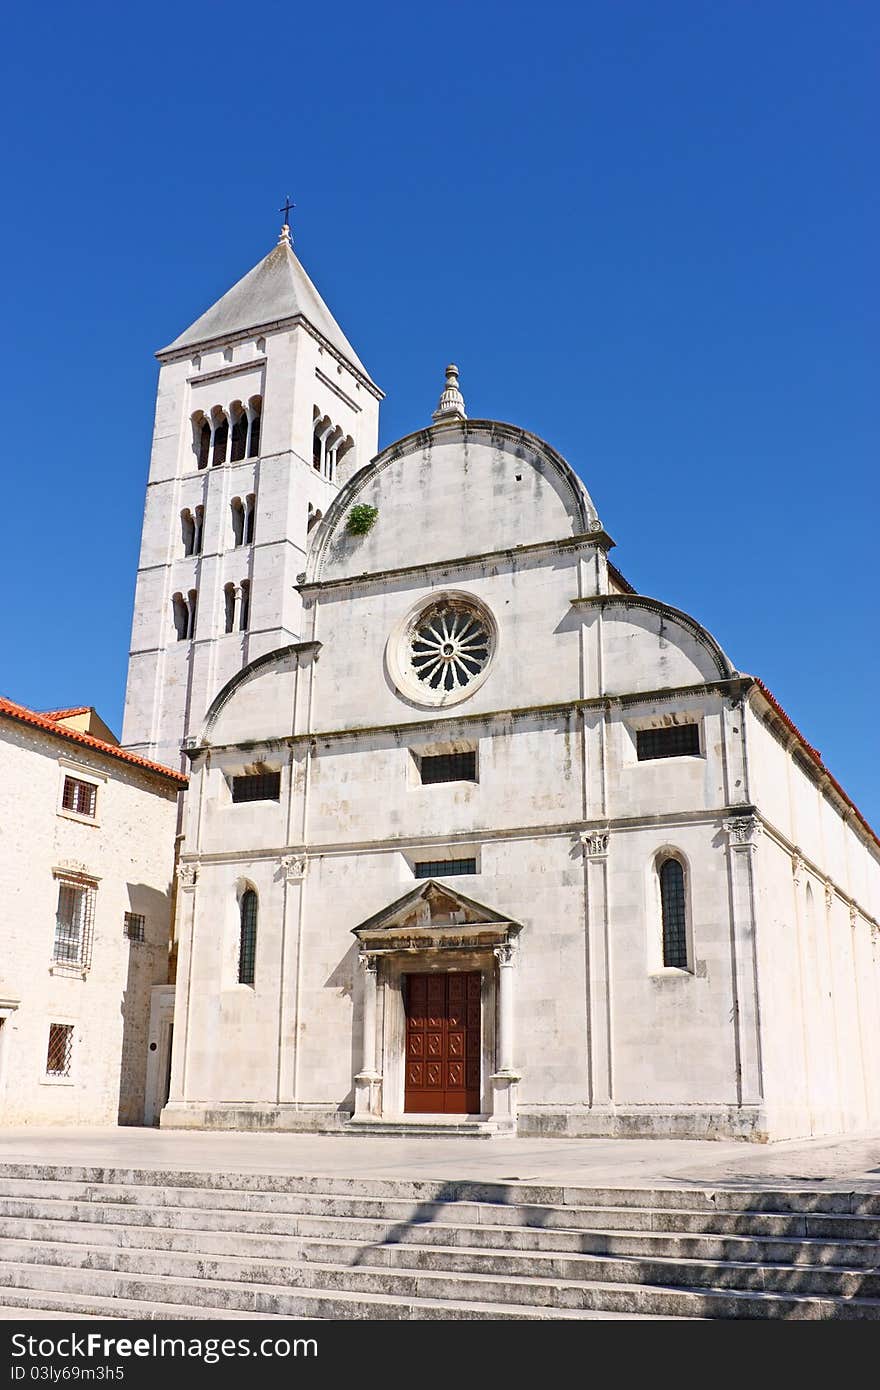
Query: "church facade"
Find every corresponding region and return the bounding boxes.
[125,226,880,1141]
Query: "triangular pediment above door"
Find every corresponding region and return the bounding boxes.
[352,880,522,952]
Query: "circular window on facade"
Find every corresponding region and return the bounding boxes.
[388,592,498,707]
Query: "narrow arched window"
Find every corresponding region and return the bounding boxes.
[247,403,261,458]
[212,415,228,466]
[223,583,236,634]
[659,858,688,968]
[172,592,188,641]
[244,493,256,545]
[239,579,250,632]
[230,497,245,547]
[181,509,195,556]
[197,420,211,470]
[193,505,204,555]
[238,889,257,985]
[312,427,322,469]
[186,589,198,639]
[230,409,248,462]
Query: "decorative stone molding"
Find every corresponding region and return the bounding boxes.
[850,903,858,931]
[724,815,762,851]
[825,881,834,911]
[493,944,516,967]
[358,950,379,975]
[791,852,804,885]
[279,854,307,882]
[177,863,198,891]
[580,829,610,859]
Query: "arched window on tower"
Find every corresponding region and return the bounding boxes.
[186,589,198,639]
[212,413,229,466]
[244,493,256,545]
[336,435,355,472]
[238,888,257,986]
[172,592,188,641]
[181,509,195,557]
[194,415,211,470]
[230,497,245,547]
[230,405,248,463]
[246,398,261,458]
[223,583,236,634]
[658,856,689,969]
[239,579,250,632]
[193,505,204,555]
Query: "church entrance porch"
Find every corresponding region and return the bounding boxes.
[404,971,481,1114]
[349,880,523,1133]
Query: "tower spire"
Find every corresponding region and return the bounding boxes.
[432,363,466,423]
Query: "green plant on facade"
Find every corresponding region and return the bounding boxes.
[346,503,379,536]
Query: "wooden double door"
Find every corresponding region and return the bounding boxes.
[404,972,481,1114]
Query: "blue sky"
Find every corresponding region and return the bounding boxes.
[2,2,877,821]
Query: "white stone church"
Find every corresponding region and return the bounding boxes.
[122,223,880,1141]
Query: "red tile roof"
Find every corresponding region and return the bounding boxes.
[40,706,92,721]
[0,698,187,787]
[752,678,879,852]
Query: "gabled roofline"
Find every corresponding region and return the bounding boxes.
[571,593,738,682]
[351,879,525,937]
[196,642,321,749]
[0,699,186,787]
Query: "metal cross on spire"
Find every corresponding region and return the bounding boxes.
[279,194,295,226]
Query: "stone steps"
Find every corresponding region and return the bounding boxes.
[0,1165,877,1320]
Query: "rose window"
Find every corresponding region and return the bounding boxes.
[410,601,491,693]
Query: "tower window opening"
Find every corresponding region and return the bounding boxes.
[212,415,228,467]
[239,579,250,632]
[230,406,248,462]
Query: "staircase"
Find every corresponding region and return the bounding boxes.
[0,1165,878,1319]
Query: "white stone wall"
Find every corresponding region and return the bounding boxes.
[0,721,178,1125]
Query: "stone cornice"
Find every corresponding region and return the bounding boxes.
[296,531,617,597]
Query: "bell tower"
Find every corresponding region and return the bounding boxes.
[121,220,383,770]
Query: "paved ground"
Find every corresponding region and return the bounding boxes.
[1,1126,879,1191]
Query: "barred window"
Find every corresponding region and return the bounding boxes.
[238,890,257,986]
[54,880,95,970]
[414,858,477,879]
[124,912,145,943]
[659,858,688,969]
[420,751,477,785]
[637,725,700,761]
[46,1023,73,1078]
[231,772,280,803]
[61,777,96,818]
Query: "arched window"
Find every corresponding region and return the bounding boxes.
[181,509,195,557]
[312,430,322,469]
[186,589,198,639]
[223,583,236,634]
[307,503,323,533]
[230,497,245,547]
[239,579,250,632]
[172,592,188,641]
[193,505,204,555]
[196,418,211,470]
[230,407,248,462]
[212,414,228,466]
[244,493,256,545]
[246,400,261,458]
[238,889,257,985]
[659,857,688,969]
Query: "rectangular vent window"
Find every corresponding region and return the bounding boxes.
[124,913,145,943]
[420,752,477,785]
[636,725,700,761]
[231,772,281,803]
[414,859,477,879]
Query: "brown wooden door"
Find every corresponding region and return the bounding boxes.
[404,972,481,1114]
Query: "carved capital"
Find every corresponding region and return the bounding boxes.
[494,944,516,967]
[580,828,610,859]
[279,854,307,882]
[358,950,378,976]
[850,903,859,931]
[177,862,198,891]
[824,881,834,911]
[724,815,762,851]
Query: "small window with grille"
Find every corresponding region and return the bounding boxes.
[124,912,145,943]
[231,772,281,803]
[46,1023,74,1078]
[419,751,477,785]
[61,776,97,818]
[414,858,477,879]
[53,879,95,970]
[636,724,700,761]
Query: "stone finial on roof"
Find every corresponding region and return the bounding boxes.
[278,223,292,248]
[432,364,467,423]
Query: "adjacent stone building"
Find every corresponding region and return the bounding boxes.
[121,225,880,1141]
[0,700,185,1124]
